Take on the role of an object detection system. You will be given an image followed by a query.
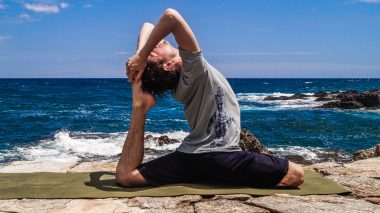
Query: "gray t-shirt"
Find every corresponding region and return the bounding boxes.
[172,48,241,153]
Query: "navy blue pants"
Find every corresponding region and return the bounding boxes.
[138,151,289,187]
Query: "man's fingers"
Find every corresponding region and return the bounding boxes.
[135,69,144,82]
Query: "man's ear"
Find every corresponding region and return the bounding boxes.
[164,59,182,71]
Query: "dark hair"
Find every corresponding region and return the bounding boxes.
[141,60,181,97]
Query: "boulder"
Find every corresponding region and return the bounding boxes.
[263,93,310,101]
[239,129,272,154]
[353,144,380,161]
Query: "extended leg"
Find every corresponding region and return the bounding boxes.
[116,81,156,187]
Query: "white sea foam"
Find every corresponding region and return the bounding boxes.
[12,130,188,163]
[236,92,324,110]
[304,81,313,84]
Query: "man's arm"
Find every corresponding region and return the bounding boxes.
[127,8,200,82]
[136,22,154,54]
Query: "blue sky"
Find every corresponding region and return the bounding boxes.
[0,0,379,78]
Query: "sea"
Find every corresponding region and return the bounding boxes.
[0,78,379,166]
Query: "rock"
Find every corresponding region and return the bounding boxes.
[314,91,328,98]
[245,194,379,213]
[0,161,77,173]
[194,199,269,213]
[353,144,380,161]
[239,129,272,154]
[320,101,364,109]
[305,157,380,178]
[0,199,72,213]
[364,197,380,205]
[316,89,380,109]
[263,93,310,101]
[285,155,313,165]
[144,134,180,146]
[356,93,380,108]
[127,195,202,209]
[69,162,117,172]
[326,175,380,198]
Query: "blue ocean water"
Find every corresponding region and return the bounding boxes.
[0,78,379,165]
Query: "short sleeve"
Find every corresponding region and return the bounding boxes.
[179,47,207,80]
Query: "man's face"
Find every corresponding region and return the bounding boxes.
[148,40,179,63]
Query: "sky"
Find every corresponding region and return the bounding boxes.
[0,0,379,78]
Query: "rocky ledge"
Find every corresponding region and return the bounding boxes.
[0,157,379,212]
[264,89,380,109]
[0,130,379,212]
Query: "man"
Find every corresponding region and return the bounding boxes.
[117,8,304,187]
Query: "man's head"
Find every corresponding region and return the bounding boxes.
[141,40,182,96]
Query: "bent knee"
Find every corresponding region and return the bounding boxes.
[278,162,304,187]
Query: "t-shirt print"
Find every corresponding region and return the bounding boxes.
[207,87,238,148]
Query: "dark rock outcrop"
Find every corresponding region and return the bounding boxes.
[264,93,311,101]
[353,144,380,161]
[285,155,313,165]
[263,88,380,109]
[239,129,273,154]
[144,134,179,146]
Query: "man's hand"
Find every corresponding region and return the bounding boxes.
[132,80,156,112]
[126,54,147,83]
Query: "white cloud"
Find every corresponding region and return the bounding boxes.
[19,13,32,19]
[83,4,93,9]
[60,2,69,9]
[24,3,59,14]
[0,36,11,42]
[355,0,380,3]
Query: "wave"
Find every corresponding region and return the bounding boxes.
[237,92,325,110]
[8,130,187,164]
[269,146,350,162]
[0,130,351,165]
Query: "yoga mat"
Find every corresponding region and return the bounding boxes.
[0,170,350,199]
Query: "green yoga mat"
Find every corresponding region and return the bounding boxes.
[0,170,349,199]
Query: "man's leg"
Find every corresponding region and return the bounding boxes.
[116,81,156,187]
[116,108,148,187]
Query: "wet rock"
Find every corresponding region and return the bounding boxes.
[285,155,313,165]
[194,199,269,213]
[320,101,364,109]
[245,194,379,213]
[316,89,380,109]
[314,91,328,98]
[144,134,180,146]
[263,93,310,101]
[353,144,380,161]
[239,129,272,154]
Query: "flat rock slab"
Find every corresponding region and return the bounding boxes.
[0,161,77,173]
[246,194,380,213]
[326,175,380,198]
[194,199,269,213]
[306,157,380,178]
[69,162,117,172]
